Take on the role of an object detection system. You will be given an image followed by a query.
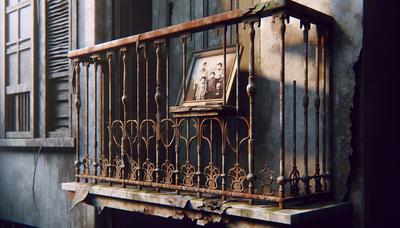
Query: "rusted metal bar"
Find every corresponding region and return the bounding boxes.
[154,40,164,192]
[68,1,333,59]
[326,30,333,192]
[301,21,311,195]
[221,118,227,201]
[314,27,322,193]
[100,60,105,179]
[196,117,202,198]
[84,62,90,181]
[93,57,99,183]
[107,53,113,186]
[120,48,129,188]
[222,25,227,106]
[322,31,327,192]
[165,40,170,142]
[74,60,81,182]
[244,18,258,205]
[275,14,289,209]
[289,80,300,196]
[180,35,189,99]
[136,43,143,188]
[174,117,180,194]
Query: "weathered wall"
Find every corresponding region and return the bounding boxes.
[0,148,95,227]
[153,0,362,201]
[153,0,363,225]
[0,0,112,227]
[257,0,363,200]
[0,0,363,227]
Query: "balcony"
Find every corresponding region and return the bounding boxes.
[63,0,349,225]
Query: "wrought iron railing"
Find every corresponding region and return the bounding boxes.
[69,0,333,209]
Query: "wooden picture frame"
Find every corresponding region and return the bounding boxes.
[176,46,239,107]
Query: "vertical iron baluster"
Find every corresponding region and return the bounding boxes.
[221,118,226,201]
[136,43,143,189]
[144,44,149,146]
[74,60,81,182]
[84,61,90,181]
[93,57,99,183]
[276,15,288,208]
[244,19,258,204]
[322,31,327,192]
[290,80,300,196]
[235,23,240,178]
[196,118,202,198]
[107,53,113,186]
[180,35,189,99]
[166,40,170,158]
[314,27,322,192]
[121,48,129,188]
[174,118,180,194]
[326,31,333,192]
[100,59,105,178]
[222,25,227,105]
[154,40,164,191]
[301,21,311,195]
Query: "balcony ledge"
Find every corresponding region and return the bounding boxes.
[62,182,350,226]
[0,137,75,148]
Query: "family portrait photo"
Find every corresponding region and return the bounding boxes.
[181,47,238,106]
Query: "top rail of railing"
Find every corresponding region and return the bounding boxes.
[68,0,333,59]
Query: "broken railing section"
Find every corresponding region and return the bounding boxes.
[69,0,333,209]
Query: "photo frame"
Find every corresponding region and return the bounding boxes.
[176,46,240,107]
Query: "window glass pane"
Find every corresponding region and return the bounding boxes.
[20,6,32,40]
[6,11,18,43]
[19,49,31,83]
[6,0,19,7]
[6,53,18,86]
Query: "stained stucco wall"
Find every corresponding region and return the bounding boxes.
[257,0,363,200]
[154,0,363,225]
[0,0,109,227]
[0,0,362,227]
[154,0,362,202]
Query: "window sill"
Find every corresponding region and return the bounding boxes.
[0,137,75,148]
[62,182,351,226]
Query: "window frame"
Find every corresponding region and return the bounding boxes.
[2,0,35,139]
[0,0,76,147]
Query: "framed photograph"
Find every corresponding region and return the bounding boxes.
[177,46,240,107]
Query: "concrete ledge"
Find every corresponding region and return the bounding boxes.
[62,182,351,226]
[0,138,75,148]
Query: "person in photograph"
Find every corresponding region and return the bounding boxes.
[193,61,208,100]
[195,76,207,100]
[215,62,224,81]
[207,71,217,99]
[214,62,224,98]
[215,81,222,98]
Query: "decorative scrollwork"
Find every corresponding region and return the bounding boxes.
[142,159,155,182]
[204,162,220,190]
[181,161,196,187]
[289,166,300,196]
[129,158,138,180]
[161,160,175,184]
[228,163,246,192]
[114,156,123,179]
[258,164,276,196]
[98,156,109,177]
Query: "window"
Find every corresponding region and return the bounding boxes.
[2,0,35,138]
[0,0,74,146]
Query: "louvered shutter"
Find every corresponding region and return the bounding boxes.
[46,0,70,136]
